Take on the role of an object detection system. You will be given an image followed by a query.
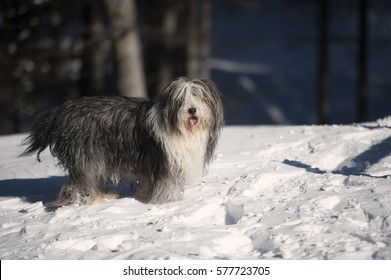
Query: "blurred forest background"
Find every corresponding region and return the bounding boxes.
[0,0,390,134]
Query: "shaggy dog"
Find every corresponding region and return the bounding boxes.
[21,77,224,207]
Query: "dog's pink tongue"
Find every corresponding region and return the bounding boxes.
[189,117,199,126]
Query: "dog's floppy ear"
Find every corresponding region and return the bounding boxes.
[157,78,188,134]
[191,79,224,165]
[201,79,224,130]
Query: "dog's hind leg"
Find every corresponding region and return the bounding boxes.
[50,172,104,208]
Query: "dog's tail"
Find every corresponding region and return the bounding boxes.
[20,107,58,162]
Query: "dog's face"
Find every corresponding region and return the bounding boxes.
[158,78,223,135]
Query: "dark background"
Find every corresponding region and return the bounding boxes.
[0,0,390,135]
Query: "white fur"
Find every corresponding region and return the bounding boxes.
[148,80,212,185]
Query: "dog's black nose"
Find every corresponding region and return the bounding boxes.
[188,108,196,115]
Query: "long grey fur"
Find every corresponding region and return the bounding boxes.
[21,77,224,208]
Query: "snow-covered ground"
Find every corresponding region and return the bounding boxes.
[1,119,391,260]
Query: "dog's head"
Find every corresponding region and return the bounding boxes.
[157,77,224,136]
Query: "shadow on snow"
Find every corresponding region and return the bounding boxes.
[283,135,391,179]
[0,176,137,206]
[0,176,65,205]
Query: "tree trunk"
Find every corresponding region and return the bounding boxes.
[142,0,212,97]
[356,0,368,123]
[104,0,147,98]
[80,2,107,97]
[317,0,331,124]
[143,0,187,97]
[187,0,211,79]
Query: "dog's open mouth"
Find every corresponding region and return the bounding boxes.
[189,116,199,126]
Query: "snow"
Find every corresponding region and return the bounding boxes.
[1,119,391,260]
